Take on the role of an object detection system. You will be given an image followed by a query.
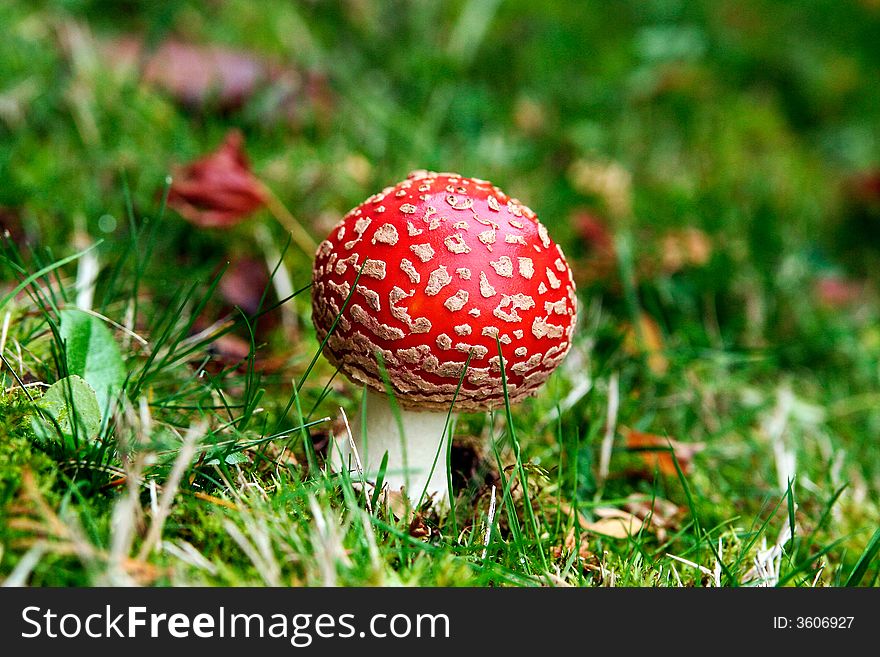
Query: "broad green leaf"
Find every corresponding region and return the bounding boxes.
[32,375,102,442]
[225,451,250,465]
[59,309,126,414]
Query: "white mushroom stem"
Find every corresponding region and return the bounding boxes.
[335,389,453,506]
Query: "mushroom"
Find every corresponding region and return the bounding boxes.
[312,171,577,505]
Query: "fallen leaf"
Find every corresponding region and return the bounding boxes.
[848,170,880,205]
[408,514,431,540]
[814,275,864,308]
[385,489,411,522]
[513,96,547,135]
[200,329,291,376]
[102,37,326,121]
[660,227,712,273]
[622,312,669,376]
[219,256,272,315]
[568,159,632,219]
[582,508,647,538]
[168,130,267,228]
[575,210,615,256]
[623,494,682,542]
[143,40,277,109]
[0,206,25,244]
[550,527,598,564]
[206,333,252,368]
[624,427,705,476]
[623,494,680,525]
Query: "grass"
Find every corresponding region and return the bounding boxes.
[1,0,879,587]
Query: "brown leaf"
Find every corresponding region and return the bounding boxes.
[385,489,411,522]
[219,256,271,315]
[408,513,432,540]
[575,210,615,256]
[623,494,680,525]
[0,206,25,244]
[104,38,288,110]
[168,130,267,228]
[556,499,651,539]
[660,227,712,273]
[623,494,682,543]
[143,41,275,109]
[848,170,880,206]
[622,312,669,375]
[568,159,632,218]
[550,527,598,564]
[624,428,705,477]
[582,508,647,538]
[207,333,251,368]
[101,37,333,126]
[201,329,291,376]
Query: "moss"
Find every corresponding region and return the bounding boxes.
[0,391,56,505]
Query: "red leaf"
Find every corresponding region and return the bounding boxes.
[814,275,864,308]
[849,170,880,205]
[571,210,619,286]
[143,41,273,110]
[0,207,25,244]
[168,130,267,228]
[105,37,284,110]
[219,256,271,315]
[574,210,615,256]
[101,37,332,125]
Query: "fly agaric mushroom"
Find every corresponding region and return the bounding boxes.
[312,171,577,504]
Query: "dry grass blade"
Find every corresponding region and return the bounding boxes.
[162,540,219,576]
[137,423,202,559]
[2,542,48,587]
[0,311,10,355]
[666,553,714,580]
[597,371,619,485]
[222,515,281,586]
[4,470,161,585]
[481,484,497,561]
[340,406,372,515]
[308,495,351,586]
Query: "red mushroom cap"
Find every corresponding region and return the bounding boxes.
[312,170,577,412]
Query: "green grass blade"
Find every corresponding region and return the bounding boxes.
[0,241,102,311]
[845,526,880,587]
